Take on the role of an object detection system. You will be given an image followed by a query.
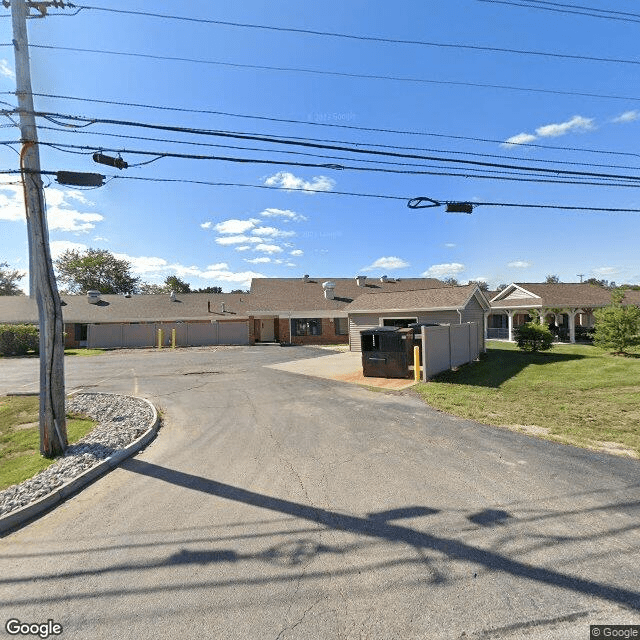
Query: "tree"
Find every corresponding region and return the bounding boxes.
[228,288,247,294]
[496,283,508,292]
[442,277,459,286]
[165,275,191,293]
[468,280,489,291]
[584,277,615,289]
[513,322,554,352]
[545,274,561,284]
[593,290,640,355]
[0,262,25,295]
[55,248,140,294]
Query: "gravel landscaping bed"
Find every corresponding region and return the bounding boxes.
[0,393,155,517]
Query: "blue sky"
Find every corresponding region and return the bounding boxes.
[1,0,640,291]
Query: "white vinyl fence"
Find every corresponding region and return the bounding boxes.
[420,322,480,380]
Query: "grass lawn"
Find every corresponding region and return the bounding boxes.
[414,341,640,457]
[0,396,96,491]
[0,348,105,359]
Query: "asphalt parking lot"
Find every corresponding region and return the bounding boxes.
[1,345,639,639]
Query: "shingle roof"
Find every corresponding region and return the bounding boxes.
[247,277,444,313]
[490,283,614,309]
[0,292,251,324]
[344,284,487,312]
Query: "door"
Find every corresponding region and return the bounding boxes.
[260,318,275,342]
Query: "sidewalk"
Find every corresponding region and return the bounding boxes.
[266,350,418,390]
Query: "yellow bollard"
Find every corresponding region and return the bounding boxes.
[171,328,176,349]
[414,345,420,382]
[157,328,163,349]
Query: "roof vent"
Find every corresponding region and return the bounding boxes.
[170,291,176,301]
[123,292,132,298]
[221,301,226,313]
[380,275,388,283]
[355,275,367,287]
[322,281,336,300]
[303,274,310,283]
[87,290,100,304]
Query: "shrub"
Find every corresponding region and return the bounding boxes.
[593,292,640,355]
[513,322,554,352]
[0,324,39,356]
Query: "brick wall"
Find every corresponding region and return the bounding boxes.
[280,317,348,345]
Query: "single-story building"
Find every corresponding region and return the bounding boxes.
[345,283,490,352]
[487,283,624,343]
[0,291,253,349]
[247,275,445,345]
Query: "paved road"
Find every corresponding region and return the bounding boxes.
[1,347,639,639]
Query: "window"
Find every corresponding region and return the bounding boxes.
[334,317,348,335]
[382,317,417,328]
[74,324,88,341]
[292,318,322,336]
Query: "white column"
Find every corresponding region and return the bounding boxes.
[508,311,514,342]
[483,313,488,341]
[569,311,576,344]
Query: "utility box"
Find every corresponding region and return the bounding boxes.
[360,327,414,378]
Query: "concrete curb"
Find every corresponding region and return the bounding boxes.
[0,393,160,535]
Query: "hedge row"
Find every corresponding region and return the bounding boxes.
[0,324,39,356]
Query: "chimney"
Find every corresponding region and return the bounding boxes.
[355,275,367,287]
[87,290,100,304]
[322,281,336,300]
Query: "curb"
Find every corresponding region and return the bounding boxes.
[0,393,160,535]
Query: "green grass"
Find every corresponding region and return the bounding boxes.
[64,348,105,357]
[0,396,97,490]
[414,341,640,457]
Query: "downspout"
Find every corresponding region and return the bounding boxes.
[456,309,463,324]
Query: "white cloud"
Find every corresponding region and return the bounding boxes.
[362,256,410,272]
[502,115,594,148]
[502,133,537,147]
[49,240,88,260]
[260,207,307,222]
[535,115,594,138]
[508,260,532,268]
[264,172,335,193]
[93,236,109,242]
[254,243,283,254]
[0,184,104,232]
[0,59,14,79]
[592,266,619,276]
[245,257,271,264]
[421,262,465,278]
[234,245,251,252]
[214,218,258,234]
[444,243,457,248]
[200,221,212,229]
[215,235,261,246]
[286,262,296,267]
[0,182,25,222]
[290,249,303,256]
[251,226,296,238]
[613,110,639,124]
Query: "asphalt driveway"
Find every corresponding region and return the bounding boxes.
[1,346,639,639]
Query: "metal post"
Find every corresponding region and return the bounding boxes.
[11,0,67,456]
[413,345,420,382]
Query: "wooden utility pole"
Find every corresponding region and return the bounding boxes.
[11,0,67,456]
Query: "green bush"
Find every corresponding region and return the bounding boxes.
[513,322,554,352]
[0,324,39,356]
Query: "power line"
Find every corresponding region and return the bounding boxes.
[17,44,640,103]
[10,91,640,160]
[17,34,640,69]
[68,4,640,54]
[20,111,640,184]
[5,167,640,211]
[36,122,640,174]
[478,0,640,23]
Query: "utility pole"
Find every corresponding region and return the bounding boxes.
[11,0,67,457]
[577,274,584,283]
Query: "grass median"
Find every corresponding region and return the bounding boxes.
[414,341,640,457]
[0,396,96,491]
